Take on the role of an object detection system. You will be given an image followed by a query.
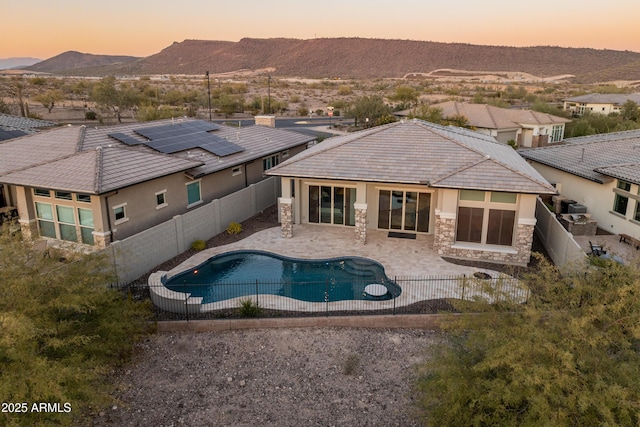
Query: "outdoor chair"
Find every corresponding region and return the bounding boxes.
[589,241,606,257]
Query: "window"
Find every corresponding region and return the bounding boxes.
[456,191,518,246]
[551,125,564,142]
[282,150,290,159]
[55,191,72,200]
[263,154,279,171]
[76,193,91,203]
[186,181,202,207]
[487,209,516,246]
[113,203,128,224]
[35,202,56,238]
[613,180,631,216]
[634,201,640,222]
[78,208,94,245]
[33,188,50,197]
[232,166,242,176]
[155,190,167,209]
[56,205,77,242]
[456,206,484,243]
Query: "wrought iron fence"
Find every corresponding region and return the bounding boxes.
[112,273,527,321]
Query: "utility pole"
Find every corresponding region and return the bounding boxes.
[205,71,212,121]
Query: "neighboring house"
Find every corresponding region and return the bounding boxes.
[0,113,56,141]
[0,113,56,217]
[267,119,556,266]
[563,93,640,116]
[0,117,315,247]
[396,102,570,147]
[519,129,640,238]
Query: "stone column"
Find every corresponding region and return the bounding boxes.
[92,230,112,248]
[433,212,456,255]
[279,197,293,238]
[18,218,38,241]
[354,203,367,245]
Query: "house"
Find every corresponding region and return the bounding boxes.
[266,119,556,266]
[0,117,315,247]
[0,113,56,142]
[519,129,640,238]
[562,93,640,116]
[0,113,56,218]
[396,102,570,147]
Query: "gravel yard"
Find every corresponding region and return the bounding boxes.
[93,328,437,426]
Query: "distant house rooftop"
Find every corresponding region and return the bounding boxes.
[0,113,56,141]
[519,129,640,185]
[0,118,315,194]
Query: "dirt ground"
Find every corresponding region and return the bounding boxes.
[92,328,437,427]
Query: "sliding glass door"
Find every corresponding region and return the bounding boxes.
[308,185,356,226]
[378,190,430,232]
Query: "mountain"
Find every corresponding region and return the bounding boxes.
[0,57,42,70]
[25,51,139,74]
[25,38,640,83]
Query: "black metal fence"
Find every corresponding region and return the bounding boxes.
[113,274,527,321]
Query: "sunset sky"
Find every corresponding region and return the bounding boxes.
[4,0,640,59]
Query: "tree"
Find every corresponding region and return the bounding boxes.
[345,95,392,127]
[391,85,419,106]
[416,256,640,426]
[90,76,140,123]
[33,89,64,113]
[621,99,640,122]
[0,225,154,426]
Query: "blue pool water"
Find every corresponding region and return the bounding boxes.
[163,250,401,304]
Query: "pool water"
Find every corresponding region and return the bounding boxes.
[163,250,401,304]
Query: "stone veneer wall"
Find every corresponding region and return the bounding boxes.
[354,205,367,244]
[434,214,534,266]
[280,198,293,238]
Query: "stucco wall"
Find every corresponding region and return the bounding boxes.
[108,177,279,283]
[528,161,640,236]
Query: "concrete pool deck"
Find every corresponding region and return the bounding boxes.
[148,225,522,314]
[164,224,504,279]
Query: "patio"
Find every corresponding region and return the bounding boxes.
[573,233,640,265]
[149,224,524,315]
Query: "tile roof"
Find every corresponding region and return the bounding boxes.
[519,129,640,185]
[0,113,57,131]
[0,118,315,193]
[431,101,570,130]
[267,119,555,194]
[563,93,640,105]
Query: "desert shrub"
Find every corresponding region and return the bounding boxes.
[191,239,206,251]
[226,222,242,235]
[238,298,261,317]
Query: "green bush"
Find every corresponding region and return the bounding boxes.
[0,225,154,426]
[238,298,261,317]
[85,110,97,120]
[191,239,206,251]
[226,222,242,235]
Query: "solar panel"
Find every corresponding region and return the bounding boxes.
[108,132,144,145]
[131,120,243,156]
[0,129,27,141]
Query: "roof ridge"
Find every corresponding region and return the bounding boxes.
[75,125,86,152]
[484,104,499,129]
[429,156,489,185]
[269,121,400,171]
[94,146,104,193]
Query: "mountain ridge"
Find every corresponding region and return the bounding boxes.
[24,38,640,83]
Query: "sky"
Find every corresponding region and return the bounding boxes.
[4,0,640,59]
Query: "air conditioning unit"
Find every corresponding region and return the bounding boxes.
[568,203,587,214]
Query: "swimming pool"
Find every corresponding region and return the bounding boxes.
[162,250,401,304]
